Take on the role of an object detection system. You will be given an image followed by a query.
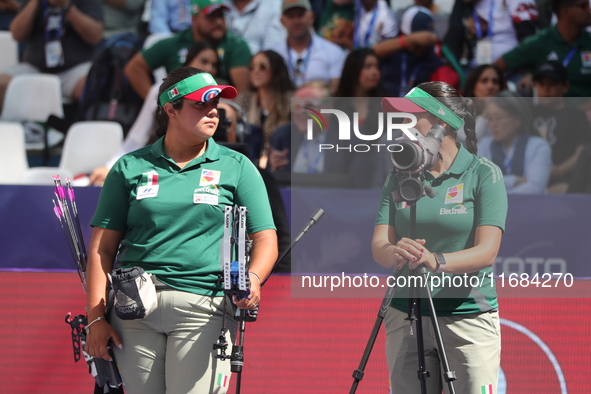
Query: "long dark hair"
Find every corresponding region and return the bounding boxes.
[184,42,219,71]
[463,64,507,98]
[417,81,478,155]
[486,90,532,134]
[335,48,386,98]
[252,50,295,93]
[154,67,205,138]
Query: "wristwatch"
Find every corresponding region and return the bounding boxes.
[434,253,446,274]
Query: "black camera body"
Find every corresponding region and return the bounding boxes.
[390,125,445,204]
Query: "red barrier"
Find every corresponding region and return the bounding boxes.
[0,272,589,393]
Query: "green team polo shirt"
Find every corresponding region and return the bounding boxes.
[502,26,591,97]
[91,137,275,296]
[142,29,251,83]
[375,144,508,316]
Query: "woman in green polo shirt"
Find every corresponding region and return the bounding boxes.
[84,67,278,394]
[372,82,508,394]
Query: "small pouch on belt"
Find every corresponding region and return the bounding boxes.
[110,266,157,320]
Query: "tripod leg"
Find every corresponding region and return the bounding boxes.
[419,273,457,394]
[408,283,430,394]
[349,271,400,394]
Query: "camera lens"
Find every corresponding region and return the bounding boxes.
[391,142,423,172]
[398,177,424,203]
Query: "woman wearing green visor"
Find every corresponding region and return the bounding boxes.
[372,82,508,394]
[85,67,278,393]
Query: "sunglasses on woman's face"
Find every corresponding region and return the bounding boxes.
[250,63,270,72]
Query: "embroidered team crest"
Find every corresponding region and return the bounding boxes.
[581,51,591,67]
[200,169,221,186]
[444,183,464,204]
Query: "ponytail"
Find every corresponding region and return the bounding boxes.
[461,98,478,154]
[416,81,478,154]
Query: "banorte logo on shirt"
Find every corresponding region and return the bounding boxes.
[444,184,463,204]
[194,169,222,205]
[200,169,221,186]
[440,184,467,214]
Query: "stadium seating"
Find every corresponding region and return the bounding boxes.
[0,122,28,184]
[22,121,123,184]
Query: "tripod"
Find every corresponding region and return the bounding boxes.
[350,203,457,394]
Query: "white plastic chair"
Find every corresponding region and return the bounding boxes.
[60,121,124,175]
[0,122,29,184]
[143,33,174,84]
[22,121,123,184]
[0,74,65,152]
[0,31,18,74]
[1,74,64,122]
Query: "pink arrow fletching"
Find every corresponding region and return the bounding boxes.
[56,185,66,200]
[67,186,75,202]
[55,203,64,218]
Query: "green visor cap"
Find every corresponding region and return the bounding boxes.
[381,87,464,130]
[158,73,237,107]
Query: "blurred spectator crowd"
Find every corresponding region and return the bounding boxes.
[1,0,591,196]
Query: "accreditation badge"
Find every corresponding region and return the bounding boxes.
[475,38,493,65]
[45,40,64,69]
[193,193,219,205]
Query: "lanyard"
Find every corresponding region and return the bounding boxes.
[286,38,313,86]
[563,46,578,67]
[353,0,379,48]
[400,52,423,94]
[43,0,64,41]
[473,0,494,40]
